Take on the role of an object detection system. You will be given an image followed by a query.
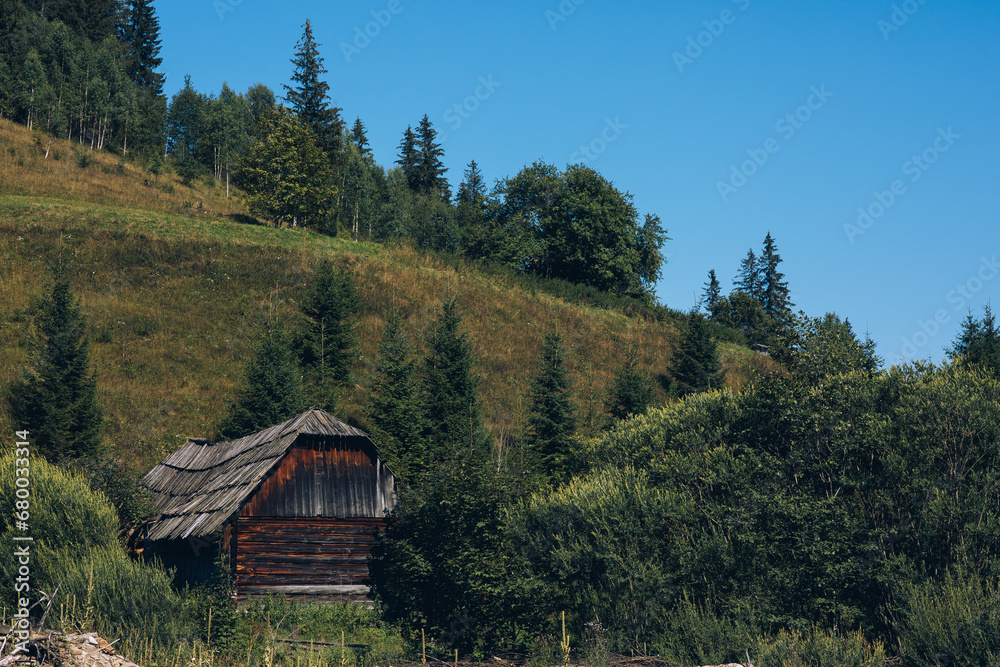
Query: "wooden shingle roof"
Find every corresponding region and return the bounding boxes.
[143,408,375,541]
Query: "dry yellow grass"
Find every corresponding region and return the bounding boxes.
[0,119,775,472]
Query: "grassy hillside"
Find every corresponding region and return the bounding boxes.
[0,119,778,472]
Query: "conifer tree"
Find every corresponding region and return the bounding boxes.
[119,0,164,95]
[456,159,487,250]
[14,277,102,461]
[456,159,486,206]
[948,304,1000,377]
[759,232,793,321]
[733,248,762,302]
[368,312,428,477]
[217,325,304,440]
[702,269,721,315]
[395,126,419,191]
[605,342,655,420]
[672,311,725,396]
[422,299,485,459]
[350,117,371,158]
[299,260,360,408]
[415,114,449,199]
[526,332,576,480]
[283,20,344,164]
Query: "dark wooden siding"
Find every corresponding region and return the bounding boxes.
[234,517,383,596]
[240,440,393,518]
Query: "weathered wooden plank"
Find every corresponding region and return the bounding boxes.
[239,585,369,595]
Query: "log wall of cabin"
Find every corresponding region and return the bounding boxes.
[234,517,382,592]
[234,437,393,597]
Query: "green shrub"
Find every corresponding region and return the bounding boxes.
[895,568,1000,667]
[752,627,885,667]
[0,452,178,638]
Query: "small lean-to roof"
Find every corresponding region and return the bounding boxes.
[143,408,376,541]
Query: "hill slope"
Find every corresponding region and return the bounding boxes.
[0,119,777,471]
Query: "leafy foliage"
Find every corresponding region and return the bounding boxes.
[238,106,336,228]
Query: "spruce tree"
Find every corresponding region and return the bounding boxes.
[733,248,762,302]
[298,260,360,410]
[948,304,1000,377]
[526,332,576,481]
[456,159,486,206]
[456,159,487,251]
[14,277,102,461]
[368,312,428,477]
[395,125,419,192]
[702,269,721,315]
[217,325,304,440]
[282,19,344,162]
[350,117,371,158]
[759,232,793,321]
[415,114,449,199]
[605,342,655,420]
[672,312,725,396]
[422,299,485,459]
[119,0,164,95]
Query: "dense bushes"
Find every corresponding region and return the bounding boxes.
[0,452,178,638]
[377,359,1000,662]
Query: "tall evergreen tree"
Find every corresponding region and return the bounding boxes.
[759,231,793,320]
[282,20,343,164]
[395,125,419,192]
[350,116,371,158]
[526,332,576,480]
[605,342,655,420]
[422,299,485,459]
[13,277,102,461]
[948,304,1000,377]
[217,325,304,440]
[119,0,163,95]
[298,260,360,407]
[368,312,428,478]
[456,159,486,206]
[166,74,205,170]
[672,311,725,396]
[415,114,449,199]
[733,248,762,302]
[702,269,721,315]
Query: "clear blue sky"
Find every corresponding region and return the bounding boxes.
[157,0,1000,365]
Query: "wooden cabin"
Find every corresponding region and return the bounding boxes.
[141,408,396,602]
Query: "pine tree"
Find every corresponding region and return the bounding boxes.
[415,114,449,199]
[422,299,485,460]
[526,332,576,480]
[13,277,102,461]
[733,248,762,302]
[456,159,486,206]
[605,342,655,420]
[948,304,1000,377]
[368,312,428,477]
[119,0,164,95]
[350,117,371,158]
[759,232,793,321]
[395,125,419,192]
[166,74,206,174]
[299,260,360,409]
[282,20,343,163]
[217,325,304,440]
[672,312,725,396]
[702,269,721,315]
